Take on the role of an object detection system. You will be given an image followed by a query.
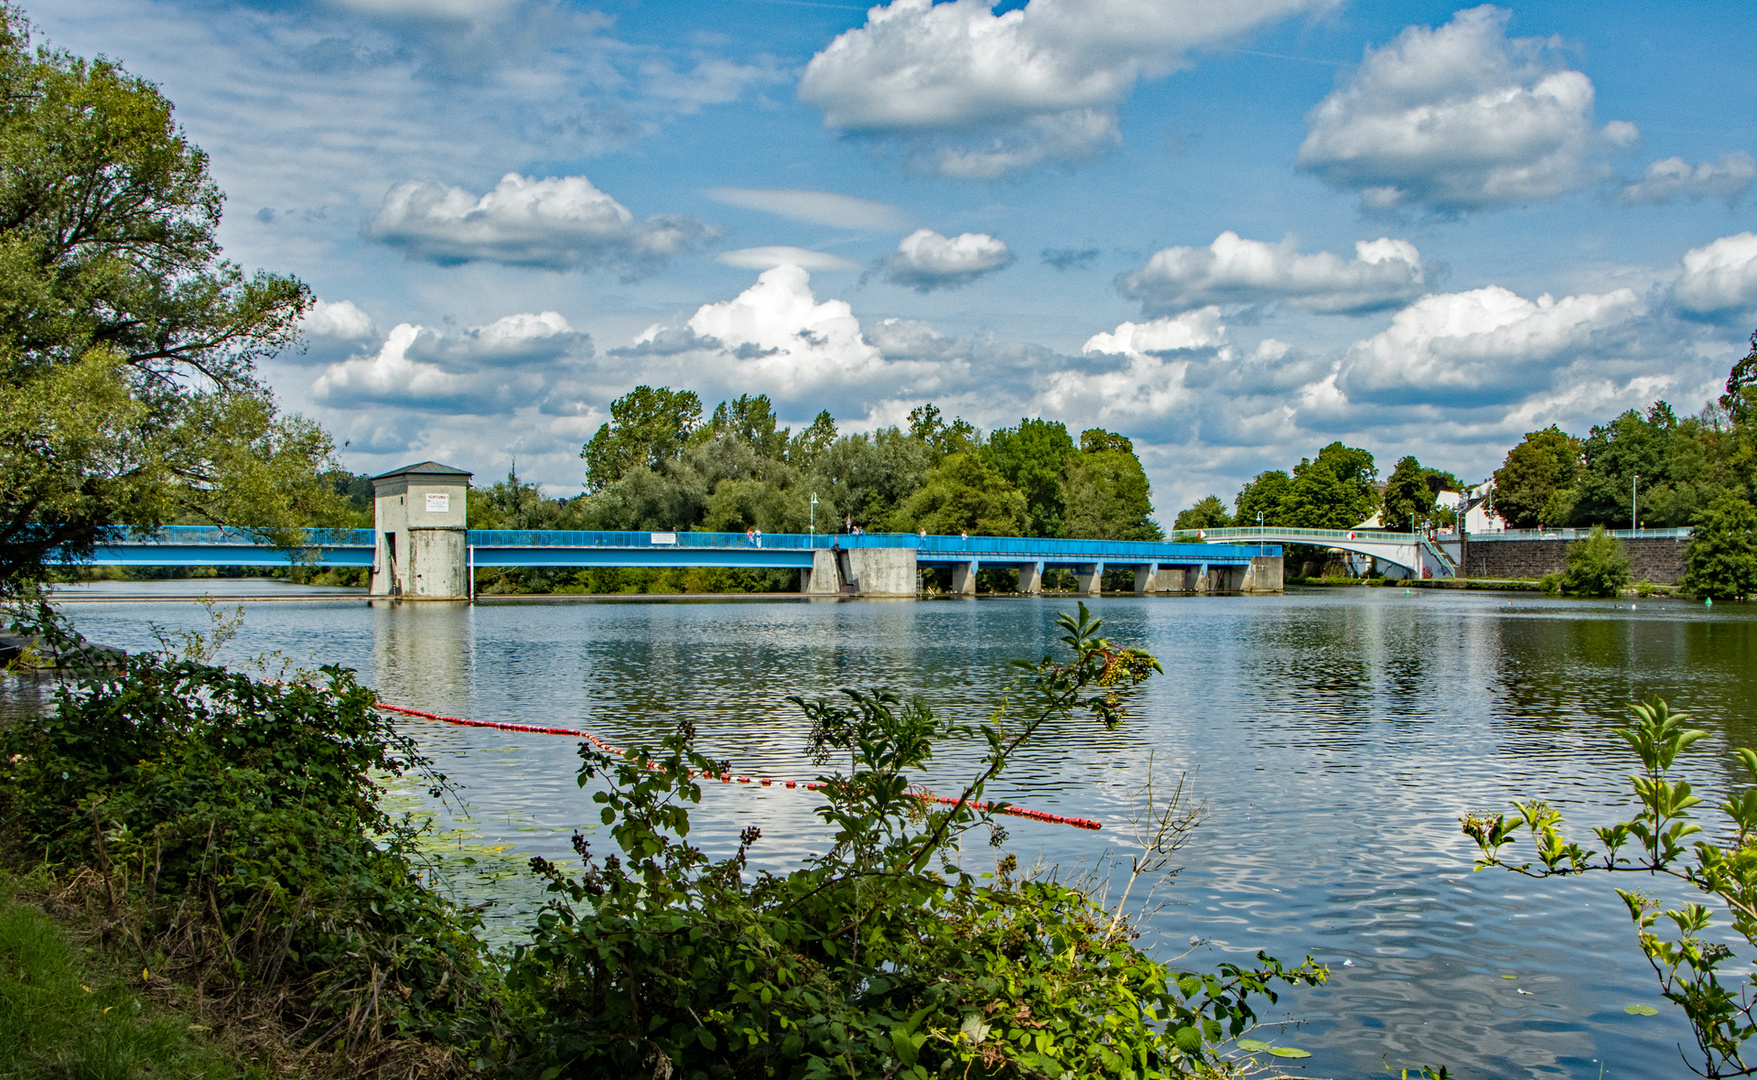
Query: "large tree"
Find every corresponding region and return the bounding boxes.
[0,9,340,588]
[1173,495,1232,531]
[1060,430,1161,540]
[983,418,1076,537]
[1492,426,1584,529]
[887,453,1026,536]
[581,385,704,492]
[1381,455,1438,532]
[1278,442,1378,530]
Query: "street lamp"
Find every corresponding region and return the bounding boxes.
[810,492,818,540]
[1632,474,1640,534]
[1256,511,1264,555]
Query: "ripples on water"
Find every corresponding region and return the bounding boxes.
[48,584,1757,1079]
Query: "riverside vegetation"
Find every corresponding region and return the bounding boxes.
[1,598,1326,1078]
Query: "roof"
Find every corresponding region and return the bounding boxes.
[369,461,474,481]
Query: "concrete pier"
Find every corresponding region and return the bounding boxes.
[805,546,919,597]
[1017,561,1043,595]
[1073,562,1105,595]
[371,462,473,600]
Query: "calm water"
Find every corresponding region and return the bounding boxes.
[39,584,1757,1078]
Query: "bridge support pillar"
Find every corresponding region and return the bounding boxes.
[1241,555,1284,593]
[1134,563,1159,595]
[1196,563,1212,594]
[805,549,844,595]
[950,560,980,596]
[371,462,473,600]
[1017,561,1043,595]
[1074,562,1104,595]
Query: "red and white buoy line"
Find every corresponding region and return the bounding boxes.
[373,701,1102,831]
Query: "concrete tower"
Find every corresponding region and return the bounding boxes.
[370,461,472,600]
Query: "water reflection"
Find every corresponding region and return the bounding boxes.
[46,587,1757,1079]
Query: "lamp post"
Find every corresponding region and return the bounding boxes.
[810,492,818,541]
[1632,474,1640,534]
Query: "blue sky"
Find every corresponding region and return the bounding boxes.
[35,0,1757,514]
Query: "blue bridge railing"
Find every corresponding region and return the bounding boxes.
[79,526,1279,568]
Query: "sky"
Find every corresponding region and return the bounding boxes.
[33,0,1757,516]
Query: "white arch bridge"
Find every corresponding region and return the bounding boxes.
[1168,527,1457,578]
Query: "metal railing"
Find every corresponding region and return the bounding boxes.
[1464,527,1692,542]
[103,526,1279,561]
[1167,526,1417,544]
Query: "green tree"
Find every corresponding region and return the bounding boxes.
[1559,526,1632,597]
[581,385,703,492]
[1381,455,1439,532]
[907,402,979,458]
[1279,442,1378,530]
[1492,426,1584,529]
[1060,432,1161,540]
[812,427,933,531]
[1723,329,1757,427]
[982,418,1076,537]
[1173,495,1231,531]
[705,393,789,461]
[1234,470,1292,527]
[787,409,837,467]
[0,10,340,587]
[1683,494,1757,600]
[888,452,1026,536]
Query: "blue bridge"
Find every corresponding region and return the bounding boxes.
[76,526,1282,598]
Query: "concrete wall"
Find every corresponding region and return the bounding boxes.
[1240,555,1284,592]
[805,547,919,596]
[1460,535,1688,584]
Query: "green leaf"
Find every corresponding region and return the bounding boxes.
[1269,1046,1312,1058]
[1174,1026,1203,1054]
[1501,974,1518,980]
[1236,1038,1271,1052]
[1624,1004,1660,1016]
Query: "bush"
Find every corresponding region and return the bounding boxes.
[1560,526,1631,597]
[1684,495,1757,600]
[0,612,492,1073]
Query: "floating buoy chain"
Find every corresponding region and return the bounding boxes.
[373,701,1101,830]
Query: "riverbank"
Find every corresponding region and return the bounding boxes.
[0,871,273,1078]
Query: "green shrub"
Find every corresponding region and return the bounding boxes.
[0,618,492,1068]
[1683,495,1757,600]
[1560,526,1631,597]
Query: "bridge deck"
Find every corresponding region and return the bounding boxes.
[75,527,1278,569]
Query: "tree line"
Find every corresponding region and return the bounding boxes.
[466,389,1164,542]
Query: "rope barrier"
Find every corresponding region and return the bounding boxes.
[374,701,1102,831]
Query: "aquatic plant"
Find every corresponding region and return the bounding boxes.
[1464,698,1757,1078]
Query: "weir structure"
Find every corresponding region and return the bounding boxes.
[70,460,1286,600]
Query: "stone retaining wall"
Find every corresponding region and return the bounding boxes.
[1460,535,1689,584]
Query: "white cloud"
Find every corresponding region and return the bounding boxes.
[368,172,715,272]
[684,265,888,388]
[315,324,464,408]
[1298,5,1636,212]
[1617,153,1757,206]
[1336,284,1642,404]
[323,0,515,21]
[1082,307,1230,360]
[798,0,1335,176]
[301,298,377,341]
[704,188,911,229]
[716,246,864,272]
[1118,232,1426,315]
[1671,232,1757,319]
[311,311,590,411]
[879,229,1015,291]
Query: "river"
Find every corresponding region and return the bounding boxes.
[38,582,1757,1078]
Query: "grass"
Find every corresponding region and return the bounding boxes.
[0,875,263,1080]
